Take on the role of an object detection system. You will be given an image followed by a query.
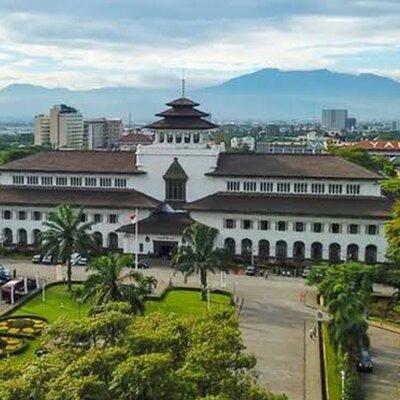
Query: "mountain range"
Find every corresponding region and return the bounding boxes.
[1,68,399,122]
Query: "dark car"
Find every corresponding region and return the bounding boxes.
[77,257,89,266]
[357,349,373,373]
[128,259,150,269]
[245,265,257,276]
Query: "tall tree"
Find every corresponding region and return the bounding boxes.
[40,204,95,290]
[84,254,155,314]
[173,223,227,301]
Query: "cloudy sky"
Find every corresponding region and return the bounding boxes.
[0,0,399,89]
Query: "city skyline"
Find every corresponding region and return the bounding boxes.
[0,0,399,90]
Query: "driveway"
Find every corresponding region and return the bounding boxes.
[359,326,400,400]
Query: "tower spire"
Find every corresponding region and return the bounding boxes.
[181,69,186,97]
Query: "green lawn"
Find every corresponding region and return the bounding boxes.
[2,286,231,362]
[3,285,90,362]
[322,324,341,400]
[146,289,231,315]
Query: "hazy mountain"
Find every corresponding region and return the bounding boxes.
[1,69,399,122]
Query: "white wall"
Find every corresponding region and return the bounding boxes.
[190,211,388,263]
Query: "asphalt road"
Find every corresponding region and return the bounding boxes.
[359,326,400,400]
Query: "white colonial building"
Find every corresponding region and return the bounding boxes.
[0,96,392,266]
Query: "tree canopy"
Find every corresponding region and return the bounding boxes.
[0,304,287,400]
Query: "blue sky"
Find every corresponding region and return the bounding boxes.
[0,0,399,89]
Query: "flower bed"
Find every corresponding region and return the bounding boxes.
[0,335,28,358]
[0,316,47,338]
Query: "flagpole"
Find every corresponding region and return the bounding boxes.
[135,208,139,270]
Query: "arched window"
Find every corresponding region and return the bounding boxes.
[93,232,103,249]
[193,133,200,143]
[365,245,377,264]
[258,240,270,260]
[176,133,182,143]
[2,228,13,246]
[167,133,173,143]
[241,238,252,258]
[311,242,323,261]
[184,133,191,143]
[329,243,341,263]
[17,228,27,245]
[33,229,41,246]
[224,238,236,255]
[276,240,287,262]
[108,232,119,249]
[159,133,165,143]
[293,241,305,260]
[347,244,359,261]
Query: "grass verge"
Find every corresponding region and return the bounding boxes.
[322,323,341,400]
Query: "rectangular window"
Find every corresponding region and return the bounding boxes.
[166,180,186,201]
[241,219,253,230]
[85,177,97,187]
[115,178,127,188]
[27,176,39,185]
[312,222,323,233]
[12,175,25,185]
[258,220,269,230]
[18,211,26,220]
[243,181,257,192]
[227,181,240,191]
[294,183,308,193]
[277,182,291,193]
[294,222,305,232]
[71,177,82,187]
[328,184,342,195]
[2,210,12,220]
[32,211,41,221]
[346,184,360,195]
[311,183,325,194]
[108,214,118,224]
[139,243,144,253]
[80,213,87,223]
[41,176,53,186]
[366,224,378,235]
[223,219,236,229]
[330,223,341,234]
[56,177,68,186]
[276,221,287,231]
[348,224,359,234]
[260,182,273,192]
[100,177,112,187]
[93,214,103,224]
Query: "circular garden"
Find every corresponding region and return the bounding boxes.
[0,316,47,358]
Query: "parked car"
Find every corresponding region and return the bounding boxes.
[357,349,373,373]
[32,254,42,264]
[245,265,257,276]
[77,257,89,266]
[70,252,81,266]
[128,258,150,269]
[41,255,53,265]
[0,266,12,284]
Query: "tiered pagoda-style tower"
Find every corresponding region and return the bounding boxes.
[145,97,218,146]
[134,95,224,204]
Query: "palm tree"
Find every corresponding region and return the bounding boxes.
[39,204,95,290]
[173,223,227,301]
[83,253,155,314]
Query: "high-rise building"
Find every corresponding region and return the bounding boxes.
[34,114,50,146]
[321,109,348,131]
[49,104,84,149]
[84,118,123,149]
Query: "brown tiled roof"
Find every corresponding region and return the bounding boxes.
[146,117,217,130]
[0,151,143,174]
[166,97,199,107]
[117,211,194,235]
[156,108,209,117]
[349,140,400,152]
[207,153,382,180]
[0,186,160,210]
[185,192,392,219]
[163,158,188,180]
[119,133,154,144]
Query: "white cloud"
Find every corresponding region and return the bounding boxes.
[0,11,399,89]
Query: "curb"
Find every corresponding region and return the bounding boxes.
[368,320,400,335]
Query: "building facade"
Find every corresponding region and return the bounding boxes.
[84,118,123,149]
[0,96,392,266]
[34,114,50,146]
[321,109,348,131]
